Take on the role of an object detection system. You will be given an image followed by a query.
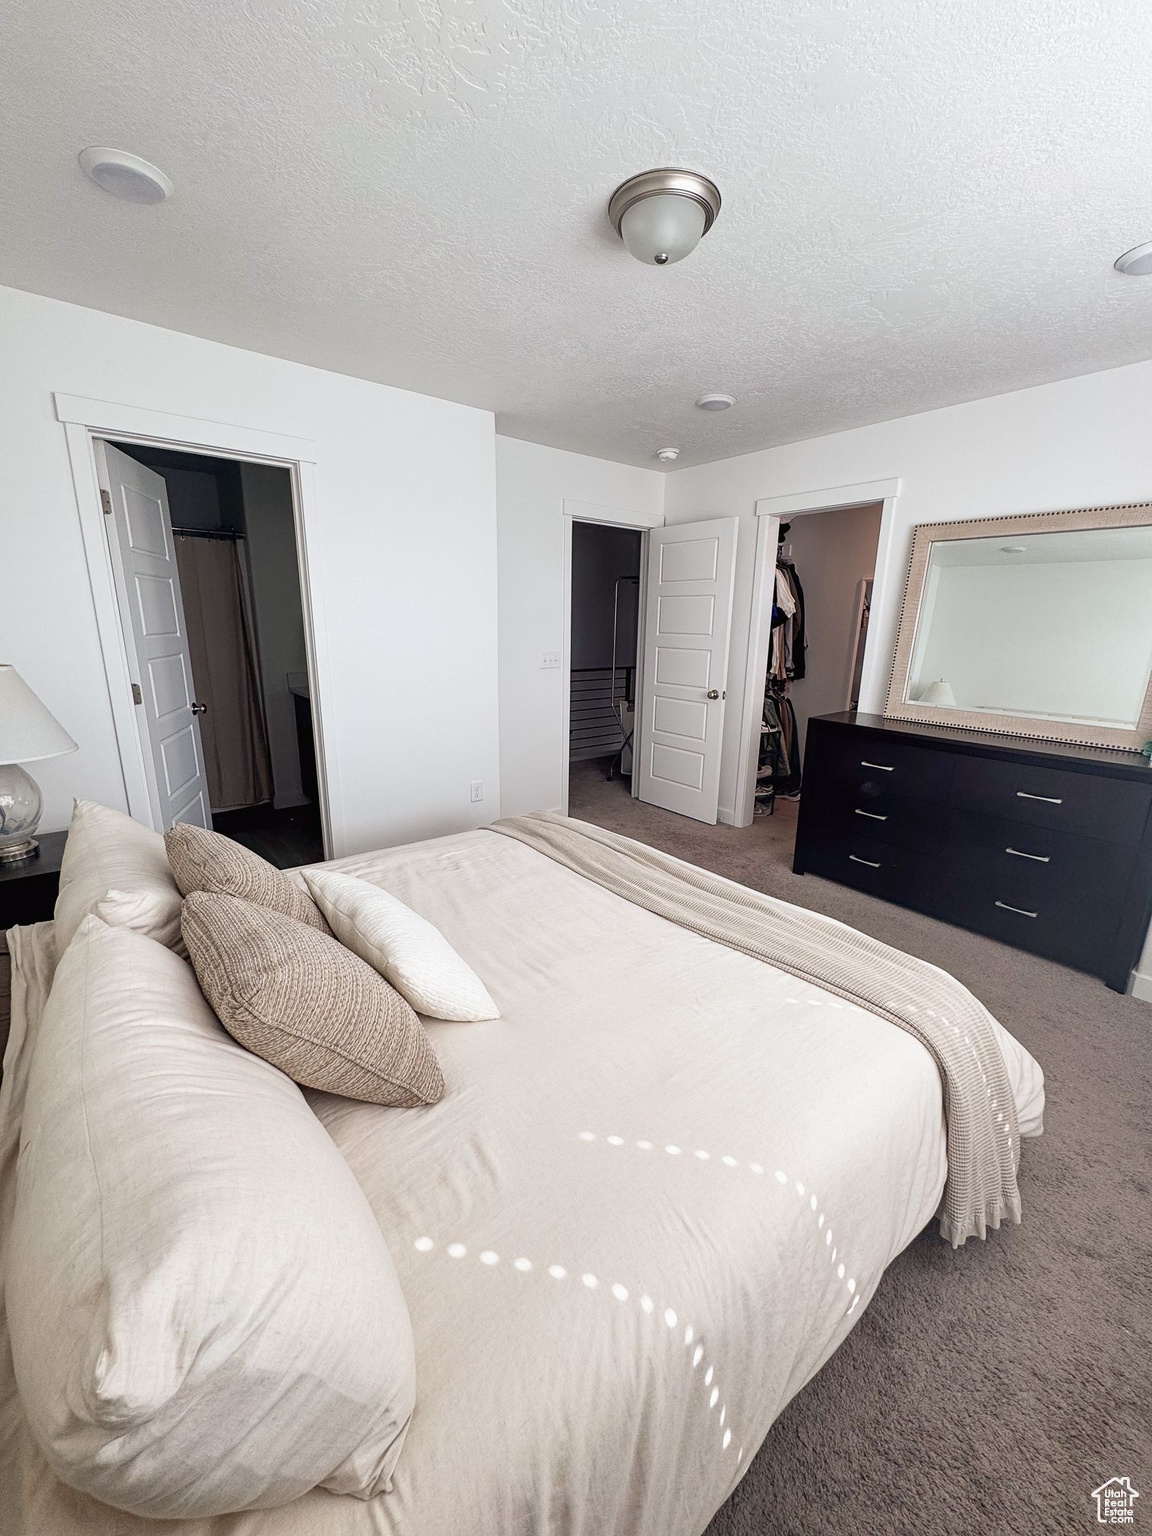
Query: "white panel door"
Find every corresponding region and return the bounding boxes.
[95,441,211,830]
[637,517,738,823]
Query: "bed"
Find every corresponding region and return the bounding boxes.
[0,819,1044,1536]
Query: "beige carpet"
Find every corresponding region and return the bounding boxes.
[568,760,1151,1536]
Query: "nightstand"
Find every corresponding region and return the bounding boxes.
[0,829,67,932]
[0,830,66,1078]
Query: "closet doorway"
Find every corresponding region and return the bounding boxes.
[96,438,324,868]
[753,501,882,818]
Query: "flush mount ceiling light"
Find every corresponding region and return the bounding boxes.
[696,392,735,411]
[608,169,721,266]
[655,446,680,462]
[1114,240,1152,276]
[79,147,173,204]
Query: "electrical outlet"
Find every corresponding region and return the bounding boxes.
[470,780,484,803]
[540,649,561,670]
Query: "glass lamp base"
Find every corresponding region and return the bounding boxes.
[0,837,38,864]
[0,763,43,863]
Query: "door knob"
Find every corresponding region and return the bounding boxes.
[191,702,208,716]
[706,689,720,699]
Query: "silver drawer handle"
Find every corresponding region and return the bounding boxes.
[861,760,894,772]
[1016,791,1062,804]
[1005,846,1050,863]
[855,809,888,821]
[995,899,1038,918]
[849,854,881,868]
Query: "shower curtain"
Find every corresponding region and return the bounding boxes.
[174,535,274,812]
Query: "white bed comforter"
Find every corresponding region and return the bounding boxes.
[0,828,1044,1536]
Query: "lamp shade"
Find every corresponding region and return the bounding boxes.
[0,665,78,763]
[918,678,957,707]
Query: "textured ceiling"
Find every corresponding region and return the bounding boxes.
[3,0,1152,468]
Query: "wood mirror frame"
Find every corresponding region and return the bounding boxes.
[884,502,1152,752]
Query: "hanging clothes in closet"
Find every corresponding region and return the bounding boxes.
[756,527,806,812]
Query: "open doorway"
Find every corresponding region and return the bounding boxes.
[754,501,882,819]
[566,521,643,820]
[97,439,324,868]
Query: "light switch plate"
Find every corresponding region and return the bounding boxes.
[540,649,561,669]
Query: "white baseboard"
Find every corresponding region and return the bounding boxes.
[717,806,738,827]
[1127,970,1152,1004]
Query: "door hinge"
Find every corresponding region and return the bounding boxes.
[100,489,113,516]
[131,683,143,706]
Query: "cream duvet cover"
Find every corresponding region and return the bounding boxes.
[0,827,1044,1536]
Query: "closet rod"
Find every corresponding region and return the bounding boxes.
[171,526,246,541]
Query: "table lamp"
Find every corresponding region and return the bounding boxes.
[918,678,957,707]
[0,664,78,863]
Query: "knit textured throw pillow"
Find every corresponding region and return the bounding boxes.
[182,892,445,1107]
[165,821,329,933]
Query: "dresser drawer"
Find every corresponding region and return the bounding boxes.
[820,791,944,855]
[943,809,1133,904]
[938,859,1113,973]
[801,831,929,905]
[951,755,1152,844]
[810,733,954,805]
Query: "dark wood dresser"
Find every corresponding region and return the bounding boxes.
[794,713,1152,991]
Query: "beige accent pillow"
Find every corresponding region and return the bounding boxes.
[182,892,445,1106]
[164,820,329,932]
[305,868,500,1021]
[54,799,184,952]
[7,916,416,1519]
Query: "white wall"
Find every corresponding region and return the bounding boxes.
[0,285,499,856]
[664,355,1152,988]
[239,462,309,809]
[496,437,663,818]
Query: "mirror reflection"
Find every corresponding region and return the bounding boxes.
[905,525,1152,729]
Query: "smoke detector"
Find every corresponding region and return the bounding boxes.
[655,447,680,463]
[79,147,173,204]
[695,393,735,411]
[1115,240,1152,276]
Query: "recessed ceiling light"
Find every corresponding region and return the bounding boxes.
[79,147,173,204]
[655,446,680,462]
[1114,240,1152,276]
[696,393,735,411]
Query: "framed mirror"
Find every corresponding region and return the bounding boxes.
[885,503,1152,751]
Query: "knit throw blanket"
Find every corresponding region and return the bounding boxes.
[490,811,1022,1247]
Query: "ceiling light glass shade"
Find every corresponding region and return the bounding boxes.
[609,169,721,266]
[620,194,706,266]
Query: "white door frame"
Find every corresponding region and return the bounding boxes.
[730,477,901,828]
[54,393,336,859]
[560,498,664,815]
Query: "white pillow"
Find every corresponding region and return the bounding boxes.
[304,868,500,1021]
[7,916,415,1518]
[53,799,184,953]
